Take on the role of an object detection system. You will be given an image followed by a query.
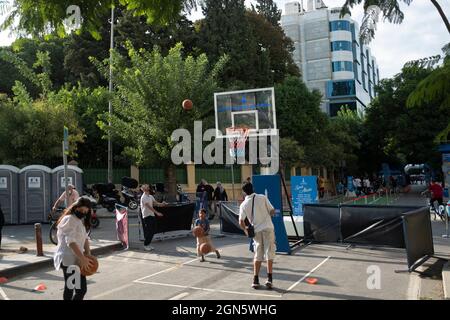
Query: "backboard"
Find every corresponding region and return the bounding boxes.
[214,87,277,138]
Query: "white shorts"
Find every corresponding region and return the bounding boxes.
[253,229,276,262]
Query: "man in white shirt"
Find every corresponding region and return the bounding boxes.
[140,184,166,251]
[239,183,276,289]
[53,184,80,211]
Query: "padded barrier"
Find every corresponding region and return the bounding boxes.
[340,205,420,248]
[153,203,195,234]
[402,207,434,269]
[303,204,341,242]
[219,202,245,235]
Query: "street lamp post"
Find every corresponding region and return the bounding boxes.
[107,5,115,184]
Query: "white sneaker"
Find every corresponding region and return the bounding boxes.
[144,245,154,251]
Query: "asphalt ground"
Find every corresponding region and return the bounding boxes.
[1,188,449,301]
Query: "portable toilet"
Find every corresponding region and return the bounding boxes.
[19,165,52,224]
[0,165,20,225]
[51,165,84,205]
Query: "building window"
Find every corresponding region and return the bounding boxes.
[354,62,359,82]
[327,80,356,97]
[329,101,357,117]
[332,61,354,72]
[329,20,351,32]
[351,23,356,40]
[331,41,352,52]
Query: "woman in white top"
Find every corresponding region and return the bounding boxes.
[53,197,94,300]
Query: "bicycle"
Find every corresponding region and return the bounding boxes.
[48,207,93,245]
[422,191,446,221]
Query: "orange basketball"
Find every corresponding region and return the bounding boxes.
[192,226,205,238]
[182,99,193,111]
[80,255,99,277]
[200,243,211,255]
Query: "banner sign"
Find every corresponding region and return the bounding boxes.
[291,176,318,216]
[253,175,291,254]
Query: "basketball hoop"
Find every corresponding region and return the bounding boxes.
[226,126,250,158]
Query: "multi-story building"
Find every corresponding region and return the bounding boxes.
[281,0,380,116]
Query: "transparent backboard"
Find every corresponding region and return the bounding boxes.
[214,87,277,138]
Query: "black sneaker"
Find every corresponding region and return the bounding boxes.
[265,280,273,289]
[252,276,260,289]
[216,250,221,259]
[200,255,205,262]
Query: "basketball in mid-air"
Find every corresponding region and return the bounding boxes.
[80,255,99,276]
[182,99,193,111]
[192,226,205,238]
[200,243,212,255]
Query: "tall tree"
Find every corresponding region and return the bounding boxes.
[364,65,449,170]
[94,43,227,198]
[256,0,282,26]
[341,0,450,43]
[198,0,263,88]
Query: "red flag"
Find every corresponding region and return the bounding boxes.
[115,208,129,249]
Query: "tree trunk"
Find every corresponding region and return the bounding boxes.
[165,163,177,203]
[431,0,450,34]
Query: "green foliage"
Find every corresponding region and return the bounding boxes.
[407,50,450,143]
[1,0,197,39]
[0,83,84,166]
[255,0,282,26]
[364,65,449,171]
[198,0,298,88]
[94,43,227,167]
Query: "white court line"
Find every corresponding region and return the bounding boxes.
[169,292,190,300]
[135,280,282,298]
[91,283,136,300]
[0,287,10,300]
[134,257,199,283]
[122,250,135,262]
[406,267,422,300]
[286,256,331,292]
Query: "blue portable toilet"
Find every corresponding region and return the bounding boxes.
[19,165,52,224]
[0,165,20,225]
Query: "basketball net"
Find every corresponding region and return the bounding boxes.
[226,127,250,159]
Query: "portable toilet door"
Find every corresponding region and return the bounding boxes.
[51,165,84,205]
[0,165,20,225]
[19,165,52,224]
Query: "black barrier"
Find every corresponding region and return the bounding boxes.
[303,204,340,242]
[403,207,434,270]
[153,203,195,234]
[219,202,245,235]
[340,205,420,248]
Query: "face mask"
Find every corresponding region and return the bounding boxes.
[74,210,85,220]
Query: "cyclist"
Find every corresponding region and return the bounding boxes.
[423,179,444,208]
[52,184,80,212]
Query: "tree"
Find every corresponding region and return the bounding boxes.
[0,0,198,40]
[246,11,300,84]
[94,43,227,198]
[407,45,450,144]
[255,0,282,26]
[198,0,263,88]
[341,0,450,43]
[0,82,84,166]
[364,65,449,171]
[275,76,331,169]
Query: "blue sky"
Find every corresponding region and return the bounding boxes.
[1,0,449,79]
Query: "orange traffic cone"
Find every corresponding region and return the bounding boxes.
[305,277,318,285]
[33,283,47,292]
[0,277,8,284]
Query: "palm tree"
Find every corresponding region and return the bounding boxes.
[341,0,450,44]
